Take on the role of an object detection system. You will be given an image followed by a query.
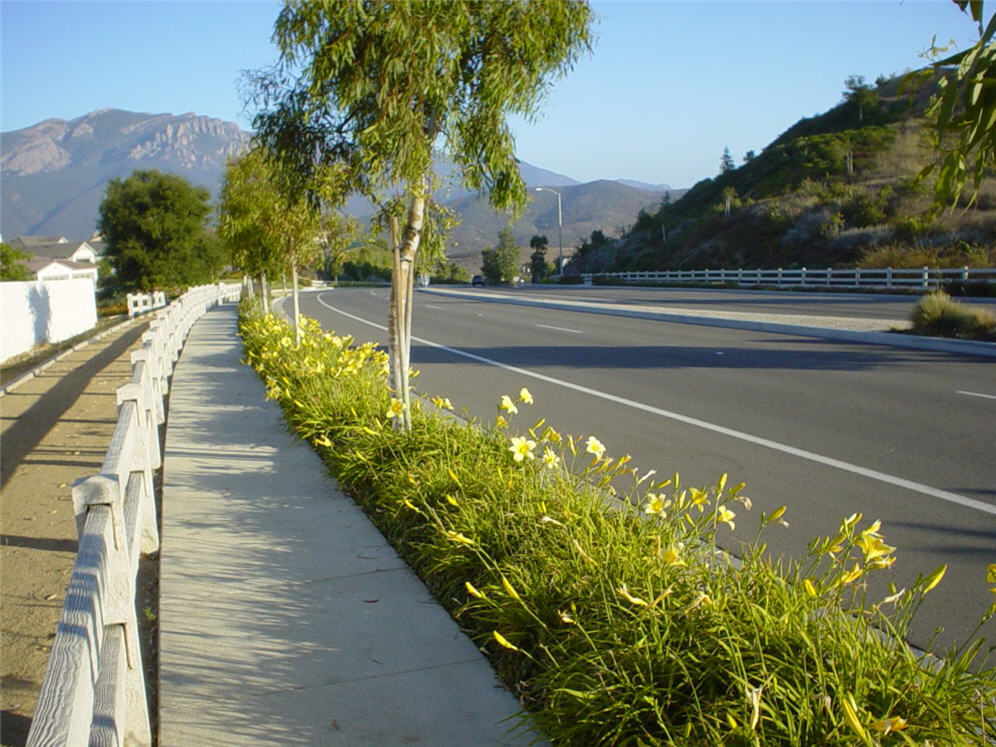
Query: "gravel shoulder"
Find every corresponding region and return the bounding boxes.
[1,319,149,746]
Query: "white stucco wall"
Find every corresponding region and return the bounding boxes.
[0,278,98,364]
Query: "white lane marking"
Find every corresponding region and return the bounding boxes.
[957,390,996,401]
[536,323,584,335]
[425,304,444,310]
[316,294,996,516]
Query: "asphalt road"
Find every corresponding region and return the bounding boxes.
[297,285,996,655]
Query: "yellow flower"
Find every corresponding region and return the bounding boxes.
[871,715,908,734]
[386,398,405,420]
[803,578,818,598]
[495,415,508,429]
[543,426,562,445]
[431,396,454,411]
[617,583,648,607]
[518,387,534,405]
[839,563,864,586]
[499,395,518,414]
[445,530,475,546]
[689,488,709,511]
[585,435,606,460]
[492,631,520,652]
[662,544,683,565]
[313,435,332,447]
[716,505,736,530]
[541,447,560,470]
[509,436,537,462]
[923,564,947,593]
[501,576,521,601]
[557,610,575,624]
[987,563,996,584]
[465,581,486,599]
[643,493,669,516]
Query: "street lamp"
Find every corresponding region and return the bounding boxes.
[534,187,563,276]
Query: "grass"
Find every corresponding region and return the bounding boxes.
[911,291,996,341]
[240,300,996,744]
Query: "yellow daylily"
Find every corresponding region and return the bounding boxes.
[465,581,486,599]
[871,715,908,734]
[492,631,521,652]
[643,493,670,516]
[541,447,560,470]
[509,436,537,462]
[499,395,518,414]
[716,505,736,531]
[585,435,606,460]
[617,583,648,607]
[518,387,534,404]
[386,398,405,420]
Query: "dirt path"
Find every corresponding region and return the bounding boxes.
[1,319,149,746]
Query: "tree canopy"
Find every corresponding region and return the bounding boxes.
[1,242,31,281]
[98,169,223,291]
[250,0,593,429]
[481,227,520,284]
[924,0,996,208]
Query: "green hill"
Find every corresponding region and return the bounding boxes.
[569,74,996,275]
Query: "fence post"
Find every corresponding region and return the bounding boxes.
[922,266,929,289]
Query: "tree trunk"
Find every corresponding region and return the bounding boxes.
[291,252,301,346]
[261,272,270,314]
[388,216,405,428]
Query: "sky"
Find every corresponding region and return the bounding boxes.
[0,0,988,189]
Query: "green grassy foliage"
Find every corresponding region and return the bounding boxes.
[241,301,996,744]
[911,291,996,340]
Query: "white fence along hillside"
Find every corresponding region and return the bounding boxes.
[26,283,240,747]
[586,266,996,290]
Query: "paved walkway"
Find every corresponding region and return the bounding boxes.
[159,303,536,746]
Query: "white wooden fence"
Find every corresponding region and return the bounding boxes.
[126,291,167,318]
[27,282,240,747]
[584,266,996,290]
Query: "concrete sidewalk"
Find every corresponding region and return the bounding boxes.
[159,303,536,745]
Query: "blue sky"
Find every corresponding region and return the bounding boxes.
[0,0,987,189]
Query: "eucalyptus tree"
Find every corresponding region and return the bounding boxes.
[251,0,593,430]
[922,0,996,209]
[219,146,323,340]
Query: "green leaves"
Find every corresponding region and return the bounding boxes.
[923,1,996,210]
[98,169,221,291]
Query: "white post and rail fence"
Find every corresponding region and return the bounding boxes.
[579,266,996,290]
[26,282,239,747]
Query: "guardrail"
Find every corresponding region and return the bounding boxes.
[583,266,996,290]
[126,291,168,318]
[27,282,240,747]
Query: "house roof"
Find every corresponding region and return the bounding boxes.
[27,256,94,272]
[10,235,69,248]
[23,240,94,260]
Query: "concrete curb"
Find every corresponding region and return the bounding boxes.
[422,287,996,359]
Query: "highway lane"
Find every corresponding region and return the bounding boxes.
[297,286,996,654]
[487,284,996,322]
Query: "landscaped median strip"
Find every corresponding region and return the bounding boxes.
[240,300,996,744]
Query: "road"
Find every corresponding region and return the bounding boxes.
[296,285,996,654]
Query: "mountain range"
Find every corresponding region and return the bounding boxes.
[0,109,676,267]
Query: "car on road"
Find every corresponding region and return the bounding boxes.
[471,275,484,287]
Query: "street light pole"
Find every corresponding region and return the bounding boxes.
[535,187,563,275]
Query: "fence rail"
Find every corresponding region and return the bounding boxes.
[126,291,167,318]
[27,282,240,747]
[583,266,996,290]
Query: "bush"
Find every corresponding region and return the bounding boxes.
[911,291,996,340]
[240,302,996,744]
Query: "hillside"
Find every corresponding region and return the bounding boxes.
[571,74,996,275]
[1,109,675,274]
[1,109,249,238]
